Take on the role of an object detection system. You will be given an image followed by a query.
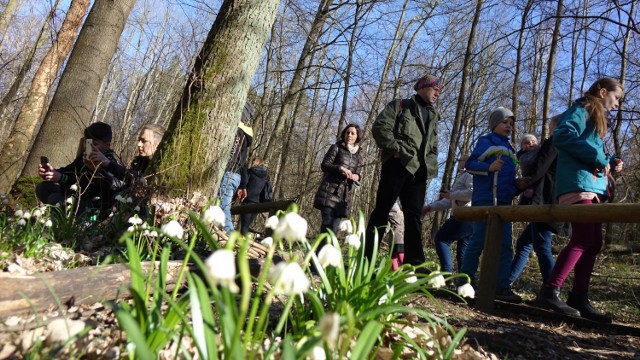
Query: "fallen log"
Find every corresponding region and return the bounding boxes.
[0,261,184,317]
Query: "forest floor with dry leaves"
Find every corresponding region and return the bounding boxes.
[1,237,639,359]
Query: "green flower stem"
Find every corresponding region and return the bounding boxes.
[171,231,198,301]
[245,243,277,356]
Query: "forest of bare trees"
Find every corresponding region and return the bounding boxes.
[0,0,638,242]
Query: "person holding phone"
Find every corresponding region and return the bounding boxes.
[36,122,125,220]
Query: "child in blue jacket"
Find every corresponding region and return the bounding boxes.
[459,107,521,303]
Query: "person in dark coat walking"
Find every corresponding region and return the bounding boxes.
[313,124,363,238]
[239,157,272,235]
[510,116,562,287]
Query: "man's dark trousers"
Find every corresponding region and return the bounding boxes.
[365,158,427,266]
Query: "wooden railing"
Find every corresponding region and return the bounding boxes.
[452,203,640,312]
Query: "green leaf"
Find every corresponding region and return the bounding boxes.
[350,320,383,359]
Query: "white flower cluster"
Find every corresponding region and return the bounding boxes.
[202,205,225,227]
[205,249,239,293]
[115,195,133,204]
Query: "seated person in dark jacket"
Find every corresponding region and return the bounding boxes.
[239,157,272,235]
[36,122,125,219]
[128,123,166,185]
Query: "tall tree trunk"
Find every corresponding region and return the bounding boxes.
[0,0,90,192]
[151,0,281,198]
[0,0,58,139]
[263,0,334,164]
[511,0,534,135]
[441,0,484,193]
[541,0,563,139]
[23,0,137,175]
[0,0,20,51]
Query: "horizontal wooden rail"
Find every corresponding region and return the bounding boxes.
[452,203,640,223]
[230,199,295,215]
[452,203,640,312]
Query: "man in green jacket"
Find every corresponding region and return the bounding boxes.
[365,74,440,268]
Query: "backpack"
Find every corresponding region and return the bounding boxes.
[261,177,274,202]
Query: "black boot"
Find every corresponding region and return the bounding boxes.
[566,292,612,324]
[536,285,580,316]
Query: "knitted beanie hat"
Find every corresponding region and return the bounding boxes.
[488,107,514,131]
[84,122,113,142]
[413,74,440,91]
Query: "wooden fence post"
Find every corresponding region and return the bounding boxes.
[475,213,503,312]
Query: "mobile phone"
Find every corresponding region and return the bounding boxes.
[40,156,49,166]
[85,138,93,156]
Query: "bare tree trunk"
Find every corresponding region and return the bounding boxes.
[441,0,484,193]
[23,0,137,175]
[0,0,90,192]
[0,0,58,135]
[151,0,281,198]
[541,0,563,139]
[0,0,20,50]
[263,0,334,164]
[511,0,534,131]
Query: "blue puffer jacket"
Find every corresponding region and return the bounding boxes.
[466,132,517,204]
[553,99,614,197]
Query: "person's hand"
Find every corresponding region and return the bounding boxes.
[341,166,354,180]
[422,206,431,217]
[38,163,61,182]
[516,177,531,190]
[237,188,247,202]
[85,145,110,168]
[351,173,360,182]
[614,158,623,173]
[604,163,611,175]
[488,159,504,172]
[440,190,450,200]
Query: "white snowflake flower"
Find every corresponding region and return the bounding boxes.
[309,345,326,360]
[265,215,279,229]
[65,197,74,205]
[115,195,125,203]
[345,234,361,250]
[317,244,341,268]
[161,220,184,239]
[405,271,418,284]
[319,312,340,348]
[14,210,23,218]
[70,184,78,192]
[202,205,225,226]
[127,226,135,233]
[126,197,133,203]
[134,206,141,212]
[205,249,239,293]
[457,283,475,298]
[268,262,310,296]
[273,212,307,243]
[260,237,274,248]
[128,216,143,225]
[428,274,446,288]
[22,212,31,219]
[32,209,42,218]
[338,219,353,234]
[44,219,53,227]
[17,219,26,227]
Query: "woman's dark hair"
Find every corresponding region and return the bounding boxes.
[341,123,362,144]
[584,77,623,137]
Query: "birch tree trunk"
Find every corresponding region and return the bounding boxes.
[0,0,90,192]
[151,0,281,198]
[22,0,136,175]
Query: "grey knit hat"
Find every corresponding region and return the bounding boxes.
[488,107,514,131]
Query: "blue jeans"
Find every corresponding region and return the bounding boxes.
[434,216,472,273]
[219,171,241,233]
[459,200,513,290]
[509,222,555,285]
